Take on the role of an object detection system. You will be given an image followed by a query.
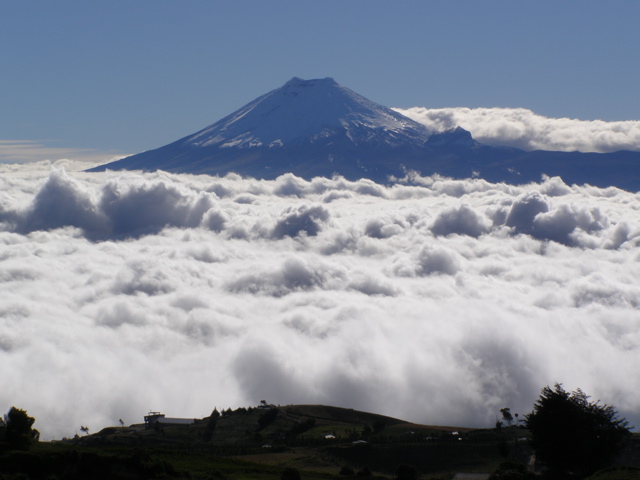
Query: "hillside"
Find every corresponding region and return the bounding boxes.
[71,404,472,448]
[2,404,638,480]
[2,404,525,479]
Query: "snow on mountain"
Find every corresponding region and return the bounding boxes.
[89,77,640,191]
[184,77,434,149]
[87,77,461,180]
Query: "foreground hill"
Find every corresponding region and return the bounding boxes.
[2,404,639,480]
[2,404,511,479]
[88,77,640,191]
[76,404,473,448]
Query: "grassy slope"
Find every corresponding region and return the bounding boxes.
[6,404,638,480]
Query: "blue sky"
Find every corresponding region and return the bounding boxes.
[2,0,639,160]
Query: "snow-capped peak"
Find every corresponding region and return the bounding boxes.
[183,77,434,149]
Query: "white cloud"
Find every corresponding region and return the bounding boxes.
[416,245,462,276]
[271,204,330,239]
[431,204,491,238]
[395,107,640,153]
[1,165,639,440]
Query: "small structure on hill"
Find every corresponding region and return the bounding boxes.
[453,474,490,480]
[144,412,195,429]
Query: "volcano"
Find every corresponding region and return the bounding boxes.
[90,77,640,191]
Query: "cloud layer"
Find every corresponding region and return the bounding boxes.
[0,140,126,165]
[1,165,639,439]
[395,107,640,153]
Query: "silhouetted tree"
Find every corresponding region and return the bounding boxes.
[526,384,631,479]
[257,407,279,430]
[5,406,39,450]
[500,407,513,426]
[204,408,220,442]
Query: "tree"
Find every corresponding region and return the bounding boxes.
[5,406,39,450]
[526,384,631,479]
[500,408,513,427]
[257,407,279,430]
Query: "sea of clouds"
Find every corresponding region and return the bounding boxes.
[1,161,639,439]
[395,107,640,153]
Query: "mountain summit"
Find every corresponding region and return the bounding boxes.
[184,76,435,149]
[88,77,477,181]
[90,78,640,190]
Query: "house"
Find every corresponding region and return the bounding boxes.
[144,412,195,429]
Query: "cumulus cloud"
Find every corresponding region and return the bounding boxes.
[431,204,490,238]
[1,165,639,440]
[6,168,218,240]
[364,216,405,239]
[504,191,550,233]
[416,245,462,276]
[226,256,342,297]
[14,168,109,235]
[272,204,330,239]
[395,106,640,153]
[502,190,611,246]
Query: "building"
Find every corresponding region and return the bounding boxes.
[144,412,195,429]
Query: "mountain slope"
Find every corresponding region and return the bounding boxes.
[89,78,640,191]
[87,77,477,181]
